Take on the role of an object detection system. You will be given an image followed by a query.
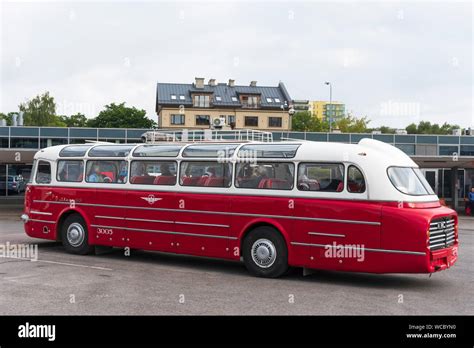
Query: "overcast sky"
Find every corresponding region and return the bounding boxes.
[1,0,472,128]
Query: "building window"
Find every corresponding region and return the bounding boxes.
[241,95,259,108]
[193,95,210,108]
[275,98,281,103]
[268,117,282,128]
[170,114,185,125]
[245,116,258,127]
[179,95,185,100]
[227,115,236,125]
[171,95,177,100]
[266,98,273,103]
[231,96,238,102]
[10,138,39,149]
[215,96,222,101]
[195,115,210,126]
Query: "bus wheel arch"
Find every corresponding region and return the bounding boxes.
[57,210,94,255]
[240,222,290,278]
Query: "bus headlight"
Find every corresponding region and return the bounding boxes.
[21,214,29,223]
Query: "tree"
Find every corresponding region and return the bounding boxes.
[291,111,319,132]
[406,123,417,134]
[405,121,460,135]
[334,115,370,133]
[88,102,155,128]
[0,113,12,126]
[19,92,59,126]
[59,113,88,127]
[378,126,395,134]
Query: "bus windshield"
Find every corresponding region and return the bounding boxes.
[387,167,435,196]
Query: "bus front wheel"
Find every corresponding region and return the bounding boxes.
[243,226,289,278]
[61,214,94,255]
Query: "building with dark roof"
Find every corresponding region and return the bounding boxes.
[156,78,293,130]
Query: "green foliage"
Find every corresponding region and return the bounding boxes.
[405,121,459,135]
[334,115,370,133]
[0,113,12,126]
[19,91,60,126]
[378,126,396,134]
[291,111,318,132]
[59,113,88,127]
[88,102,155,129]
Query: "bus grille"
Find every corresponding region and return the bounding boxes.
[429,217,456,251]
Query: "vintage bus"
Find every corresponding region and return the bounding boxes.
[22,138,458,277]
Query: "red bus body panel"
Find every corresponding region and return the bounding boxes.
[24,185,458,274]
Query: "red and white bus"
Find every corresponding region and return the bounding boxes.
[22,138,458,277]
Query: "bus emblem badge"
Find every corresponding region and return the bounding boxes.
[141,195,162,205]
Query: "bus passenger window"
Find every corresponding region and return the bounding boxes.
[180,161,232,187]
[57,160,84,182]
[347,165,366,193]
[36,161,51,184]
[235,162,294,190]
[297,163,344,192]
[86,161,127,184]
[130,161,177,185]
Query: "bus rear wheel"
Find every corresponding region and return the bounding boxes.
[61,214,94,255]
[243,226,289,278]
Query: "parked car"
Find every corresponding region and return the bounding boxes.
[0,175,26,194]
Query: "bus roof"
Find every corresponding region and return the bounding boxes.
[33,139,417,169]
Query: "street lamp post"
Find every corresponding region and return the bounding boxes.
[325,81,332,132]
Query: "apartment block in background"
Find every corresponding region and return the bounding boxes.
[156,78,292,130]
[311,101,346,121]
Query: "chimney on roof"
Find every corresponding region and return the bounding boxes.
[195,77,205,89]
[250,81,257,87]
[208,78,216,86]
[228,79,235,87]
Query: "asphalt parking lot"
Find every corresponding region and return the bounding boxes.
[0,206,472,315]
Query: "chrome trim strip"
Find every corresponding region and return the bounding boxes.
[308,232,345,238]
[95,215,125,220]
[175,221,230,228]
[35,200,380,226]
[290,242,426,256]
[127,217,174,224]
[29,219,56,224]
[95,215,225,227]
[95,215,173,224]
[30,211,53,216]
[90,224,237,240]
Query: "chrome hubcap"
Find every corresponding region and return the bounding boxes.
[67,223,85,247]
[251,238,277,268]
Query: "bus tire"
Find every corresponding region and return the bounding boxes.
[243,226,289,278]
[61,214,94,255]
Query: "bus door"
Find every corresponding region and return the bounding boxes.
[296,163,381,271]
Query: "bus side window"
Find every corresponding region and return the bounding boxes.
[130,161,177,186]
[57,160,84,182]
[298,163,344,192]
[180,161,231,187]
[86,160,127,184]
[36,161,51,184]
[235,162,294,190]
[347,165,366,193]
